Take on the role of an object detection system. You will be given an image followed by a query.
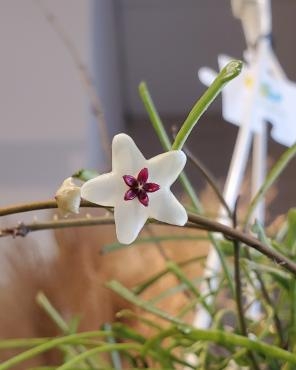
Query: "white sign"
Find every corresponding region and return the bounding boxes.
[199,55,296,147]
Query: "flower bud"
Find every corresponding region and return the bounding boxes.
[55,177,81,216]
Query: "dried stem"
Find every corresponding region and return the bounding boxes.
[0,199,102,216]
[0,216,114,238]
[1,200,296,276]
[187,212,296,276]
[232,199,260,370]
[183,144,232,218]
[34,0,111,160]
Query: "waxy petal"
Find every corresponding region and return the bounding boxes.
[144,183,160,193]
[124,188,137,201]
[123,175,137,187]
[137,167,148,184]
[149,190,188,226]
[147,151,186,187]
[81,173,122,206]
[138,190,149,207]
[112,134,146,176]
[114,201,148,244]
[81,133,188,245]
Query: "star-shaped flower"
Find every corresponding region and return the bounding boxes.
[81,133,188,244]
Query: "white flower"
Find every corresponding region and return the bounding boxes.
[55,177,81,216]
[81,133,188,244]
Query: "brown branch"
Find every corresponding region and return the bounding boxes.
[0,199,103,217]
[0,216,114,238]
[1,200,296,276]
[187,212,296,276]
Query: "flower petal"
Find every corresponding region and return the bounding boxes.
[144,183,160,193]
[81,172,121,206]
[149,189,188,226]
[123,175,137,187]
[137,167,148,183]
[147,150,186,187]
[114,200,148,244]
[138,190,149,207]
[124,188,137,201]
[112,133,146,176]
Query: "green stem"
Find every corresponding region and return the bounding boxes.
[139,81,202,211]
[36,292,98,369]
[0,338,49,349]
[56,343,141,370]
[148,327,296,365]
[106,280,184,326]
[36,292,68,332]
[0,331,110,370]
[166,261,212,314]
[102,234,208,254]
[139,79,234,295]
[172,60,242,150]
[139,82,171,150]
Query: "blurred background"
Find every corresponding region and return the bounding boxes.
[0,0,295,217]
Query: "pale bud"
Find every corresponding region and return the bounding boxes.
[55,177,81,217]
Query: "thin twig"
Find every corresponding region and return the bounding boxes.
[0,216,114,237]
[1,202,296,276]
[187,212,296,276]
[232,197,248,336]
[232,198,260,370]
[184,144,233,218]
[34,0,111,160]
[145,225,192,300]
[245,248,286,348]
[0,199,103,216]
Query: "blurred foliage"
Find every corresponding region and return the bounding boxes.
[1,63,296,369]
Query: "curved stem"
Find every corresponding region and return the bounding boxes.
[145,327,296,365]
[0,199,102,217]
[172,60,242,150]
[1,204,296,276]
[57,343,142,370]
[138,81,202,211]
[187,212,296,276]
[0,331,111,370]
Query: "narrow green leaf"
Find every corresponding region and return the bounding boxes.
[138,81,202,211]
[172,60,242,150]
[106,280,185,326]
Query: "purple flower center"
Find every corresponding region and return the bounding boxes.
[123,167,160,207]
